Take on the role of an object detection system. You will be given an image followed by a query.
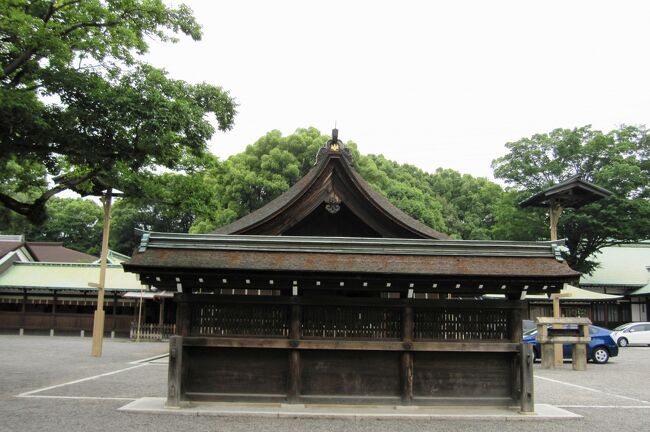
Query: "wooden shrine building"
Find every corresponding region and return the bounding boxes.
[124,131,579,410]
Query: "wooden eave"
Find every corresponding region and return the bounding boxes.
[124,233,580,295]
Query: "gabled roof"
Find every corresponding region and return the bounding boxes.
[0,236,97,263]
[0,262,143,292]
[520,175,612,209]
[527,284,622,300]
[629,283,650,296]
[25,242,96,263]
[213,140,448,239]
[580,242,650,287]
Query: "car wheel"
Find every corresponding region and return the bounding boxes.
[592,347,609,364]
[618,337,628,347]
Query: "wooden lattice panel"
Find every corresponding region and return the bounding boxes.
[189,303,290,337]
[301,306,402,339]
[413,308,509,341]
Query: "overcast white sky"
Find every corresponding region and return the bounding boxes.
[145,0,650,179]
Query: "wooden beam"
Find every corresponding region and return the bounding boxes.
[180,337,521,352]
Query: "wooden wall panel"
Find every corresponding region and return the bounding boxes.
[413,352,513,399]
[300,350,401,397]
[185,347,288,396]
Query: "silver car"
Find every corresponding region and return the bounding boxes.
[611,322,650,347]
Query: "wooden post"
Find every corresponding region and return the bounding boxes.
[288,303,301,402]
[158,299,165,326]
[572,344,588,371]
[20,289,27,334]
[511,303,523,342]
[51,290,57,335]
[548,200,563,242]
[91,188,112,357]
[520,343,535,413]
[401,306,414,404]
[288,350,301,402]
[551,291,572,367]
[167,335,184,407]
[112,291,118,332]
[176,300,190,337]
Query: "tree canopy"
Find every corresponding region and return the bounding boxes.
[492,125,650,273]
[1,0,236,224]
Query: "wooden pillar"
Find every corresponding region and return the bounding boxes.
[176,300,190,337]
[548,200,563,242]
[401,305,414,404]
[520,343,535,413]
[167,335,185,407]
[552,294,563,367]
[91,188,112,357]
[20,289,27,334]
[510,302,523,342]
[572,344,587,371]
[541,344,555,369]
[112,291,118,331]
[158,299,165,326]
[50,290,57,335]
[288,303,301,402]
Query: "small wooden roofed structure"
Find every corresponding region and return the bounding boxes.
[124,132,579,411]
[519,175,612,242]
[519,175,612,210]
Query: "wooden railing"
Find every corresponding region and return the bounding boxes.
[130,323,176,341]
[175,295,526,342]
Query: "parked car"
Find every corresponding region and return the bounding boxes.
[611,322,650,347]
[523,325,619,364]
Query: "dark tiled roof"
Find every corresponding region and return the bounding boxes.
[125,233,580,290]
[0,241,23,259]
[25,242,96,263]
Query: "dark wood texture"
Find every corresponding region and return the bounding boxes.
[185,347,287,396]
[412,352,513,399]
[300,350,401,397]
[167,336,183,407]
[288,350,301,402]
[520,343,534,412]
[165,294,529,406]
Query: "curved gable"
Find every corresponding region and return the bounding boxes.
[214,142,448,239]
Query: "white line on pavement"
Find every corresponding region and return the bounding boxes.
[557,405,650,409]
[535,375,650,405]
[17,364,147,397]
[19,395,136,401]
[129,353,169,364]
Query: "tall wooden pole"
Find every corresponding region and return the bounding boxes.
[548,199,564,367]
[549,199,563,242]
[91,188,112,357]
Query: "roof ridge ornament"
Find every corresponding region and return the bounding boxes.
[316,128,353,164]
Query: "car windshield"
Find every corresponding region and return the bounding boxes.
[523,328,538,336]
[613,323,632,331]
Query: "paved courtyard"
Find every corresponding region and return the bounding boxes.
[0,335,648,432]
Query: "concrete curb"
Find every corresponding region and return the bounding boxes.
[119,398,582,421]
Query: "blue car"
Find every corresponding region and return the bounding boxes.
[523,325,619,364]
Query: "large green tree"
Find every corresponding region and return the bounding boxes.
[492,125,650,273]
[192,128,501,239]
[1,197,102,254]
[1,0,236,224]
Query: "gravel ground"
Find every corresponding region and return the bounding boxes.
[1,335,648,432]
